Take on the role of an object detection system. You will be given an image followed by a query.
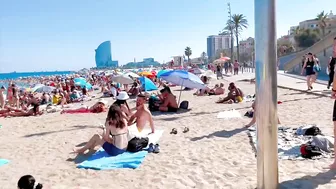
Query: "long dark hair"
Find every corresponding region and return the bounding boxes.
[18,175,43,189]
[113,99,130,111]
[107,105,126,129]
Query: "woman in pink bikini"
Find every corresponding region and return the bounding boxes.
[60,99,107,114]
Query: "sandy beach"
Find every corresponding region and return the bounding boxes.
[1,74,335,189]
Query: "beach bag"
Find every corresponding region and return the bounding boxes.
[148,96,160,111]
[179,101,189,109]
[300,144,322,159]
[304,126,322,136]
[127,137,149,152]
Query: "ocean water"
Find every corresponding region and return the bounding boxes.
[0,71,74,87]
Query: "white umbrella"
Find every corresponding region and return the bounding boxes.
[111,75,134,84]
[192,68,205,75]
[201,70,217,79]
[125,72,140,78]
[32,85,56,93]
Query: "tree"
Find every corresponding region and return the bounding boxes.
[316,11,328,56]
[277,38,296,56]
[184,47,192,63]
[201,52,207,64]
[231,14,248,63]
[294,29,320,48]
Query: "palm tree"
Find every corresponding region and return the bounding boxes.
[201,52,207,64]
[316,11,328,56]
[222,19,235,61]
[231,14,248,62]
[184,47,192,63]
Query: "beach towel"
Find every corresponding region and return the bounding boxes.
[217,109,242,119]
[247,125,334,160]
[77,127,164,170]
[0,159,9,167]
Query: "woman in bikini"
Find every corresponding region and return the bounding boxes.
[60,99,107,114]
[73,105,129,156]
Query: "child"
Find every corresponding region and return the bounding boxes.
[17,175,43,189]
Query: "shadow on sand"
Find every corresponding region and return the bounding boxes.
[66,149,97,164]
[190,128,247,141]
[23,125,98,138]
[279,169,336,189]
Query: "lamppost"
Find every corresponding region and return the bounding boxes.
[255,0,279,188]
[227,3,234,62]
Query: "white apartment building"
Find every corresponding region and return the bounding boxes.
[239,37,254,55]
[207,34,231,58]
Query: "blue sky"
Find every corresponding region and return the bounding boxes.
[0,0,335,72]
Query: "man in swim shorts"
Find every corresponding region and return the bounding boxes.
[158,86,179,112]
[128,94,155,133]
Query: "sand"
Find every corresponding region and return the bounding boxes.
[0,75,335,189]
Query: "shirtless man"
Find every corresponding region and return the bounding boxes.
[216,82,243,103]
[158,86,178,112]
[329,37,336,169]
[128,94,155,133]
[209,83,225,95]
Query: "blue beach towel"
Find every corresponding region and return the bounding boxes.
[77,128,164,170]
[0,159,9,167]
[77,150,148,170]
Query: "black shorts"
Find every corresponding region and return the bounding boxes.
[333,100,336,121]
[168,106,178,112]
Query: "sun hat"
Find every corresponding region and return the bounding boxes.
[116,91,129,100]
[97,99,108,105]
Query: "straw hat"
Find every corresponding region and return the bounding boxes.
[116,91,129,100]
[97,99,108,105]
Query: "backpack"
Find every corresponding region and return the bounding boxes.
[304,126,322,136]
[148,96,160,112]
[300,144,322,159]
[127,137,149,152]
[179,101,189,109]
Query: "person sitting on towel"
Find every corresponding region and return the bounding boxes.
[73,105,128,156]
[208,83,225,95]
[244,101,281,128]
[216,82,244,103]
[157,86,179,112]
[128,94,155,133]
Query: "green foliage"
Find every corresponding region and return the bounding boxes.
[294,29,320,48]
[184,46,192,62]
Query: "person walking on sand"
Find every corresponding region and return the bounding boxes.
[328,37,336,89]
[301,52,317,90]
[329,37,336,169]
[234,60,240,75]
[128,94,155,134]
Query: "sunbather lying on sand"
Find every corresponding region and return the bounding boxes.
[244,101,281,128]
[208,83,225,95]
[216,82,244,103]
[73,105,128,156]
[128,94,155,133]
[60,99,107,114]
[0,102,42,117]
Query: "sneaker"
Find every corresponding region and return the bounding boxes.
[153,144,160,154]
[148,143,155,153]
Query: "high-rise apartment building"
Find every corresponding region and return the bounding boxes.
[207,35,231,59]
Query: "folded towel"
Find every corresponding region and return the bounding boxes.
[217,109,242,119]
[0,159,9,167]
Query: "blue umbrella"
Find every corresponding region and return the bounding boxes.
[157,69,172,78]
[160,70,206,104]
[139,76,158,91]
[160,70,205,89]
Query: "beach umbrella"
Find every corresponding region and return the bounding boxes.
[32,85,56,93]
[139,71,154,77]
[74,77,86,83]
[111,75,134,84]
[190,68,205,75]
[139,76,158,91]
[125,72,140,78]
[157,69,172,78]
[213,56,230,64]
[201,70,217,79]
[160,70,206,104]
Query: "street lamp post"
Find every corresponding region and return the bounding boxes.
[254,0,279,188]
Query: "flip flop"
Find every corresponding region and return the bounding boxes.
[153,144,160,153]
[148,143,155,153]
[170,128,177,134]
[183,127,189,133]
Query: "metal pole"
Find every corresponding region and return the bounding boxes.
[255,0,279,189]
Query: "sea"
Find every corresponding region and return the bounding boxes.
[0,71,74,88]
